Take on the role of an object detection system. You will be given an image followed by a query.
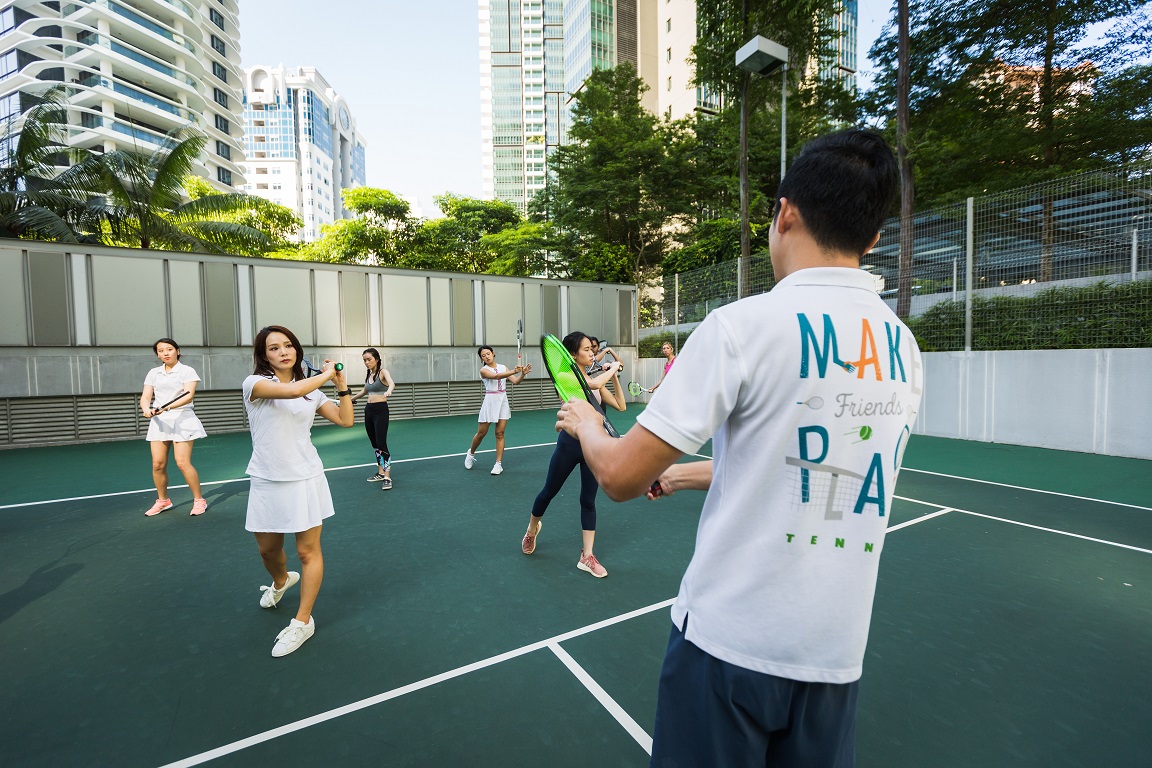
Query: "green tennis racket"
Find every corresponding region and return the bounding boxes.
[627,381,644,397]
[540,334,620,438]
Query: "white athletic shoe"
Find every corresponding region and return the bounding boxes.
[271,616,315,657]
[490,462,503,476]
[464,452,476,470]
[259,571,300,609]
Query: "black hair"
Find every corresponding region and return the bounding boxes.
[561,331,588,356]
[774,129,898,256]
[152,338,181,359]
[477,345,494,359]
[253,325,307,386]
[363,347,382,383]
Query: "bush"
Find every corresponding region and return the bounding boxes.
[638,331,694,357]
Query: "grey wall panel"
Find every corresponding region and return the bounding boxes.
[91,255,164,346]
[341,271,368,347]
[0,247,27,345]
[382,274,429,346]
[541,284,560,337]
[0,356,30,397]
[314,270,341,346]
[169,260,203,346]
[29,250,72,346]
[384,351,433,386]
[429,278,450,346]
[483,280,521,345]
[616,290,633,345]
[203,262,238,347]
[451,279,473,346]
[31,355,77,397]
[523,282,541,344]
[252,265,312,344]
[567,284,602,339]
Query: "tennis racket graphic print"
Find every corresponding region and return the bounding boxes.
[540,334,620,438]
[516,319,523,368]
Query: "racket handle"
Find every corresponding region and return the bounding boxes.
[649,481,663,498]
[334,363,344,372]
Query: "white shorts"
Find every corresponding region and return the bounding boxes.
[146,409,207,442]
[478,393,511,423]
[245,474,335,533]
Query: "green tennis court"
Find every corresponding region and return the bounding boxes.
[1,407,1150,767]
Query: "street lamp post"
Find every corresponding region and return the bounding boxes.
[735,35,788,298]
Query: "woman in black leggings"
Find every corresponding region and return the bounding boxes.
[520,331,625,578]
[350,348,396,490]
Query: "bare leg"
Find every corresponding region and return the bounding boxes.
[469,422,491,454]
[494,419,507,462]
[294,525,324,624]
[255,532,288,585]
[172,441,203,499]
[150,441,171,499]
[582,529,596,557]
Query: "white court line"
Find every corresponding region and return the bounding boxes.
[548,642,653,755]
[893,496,1152,555]
[902,468,1152,512]
[158,599,674,768]
[886,508,955,532]
[0,442,557,511]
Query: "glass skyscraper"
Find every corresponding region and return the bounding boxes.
[240,66,367,243]
[0,0,246,191]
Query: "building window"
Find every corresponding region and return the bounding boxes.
[209,7,225,30]
[210,35,226,56]
[667,18,671,32]
[212,87,228,108]
[217,167,232,185]
[211,61,227,82]
[214,114,230,134]
[667,76,672,91]
[215,139,231,160]
[667,47,671,62]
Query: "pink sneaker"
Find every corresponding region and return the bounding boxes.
[522,521,542,555]
[145,498,173,517]
[577,550,607,578]
[190,498,208,516]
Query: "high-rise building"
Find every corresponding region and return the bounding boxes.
[240,66,367,242]
[479,0,660,212]
[0,0,246,191]
[657,0,857,121]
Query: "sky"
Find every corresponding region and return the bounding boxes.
[239,0,893,218]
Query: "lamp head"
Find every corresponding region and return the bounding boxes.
[736,36,789,76]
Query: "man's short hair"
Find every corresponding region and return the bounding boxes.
[774,129,898,256]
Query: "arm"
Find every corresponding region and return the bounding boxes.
[349,384,368,403]
[599,368,626,412]
[250,368,337,400]
[140,385,155,417]
[161,382,197,412]
[316,364,355,427]
[510,363,531,384]
[381,368,396,397]
[586,360,621,390]
[648,460,713,498]
[555,399,683,501]
[649,364,670,393]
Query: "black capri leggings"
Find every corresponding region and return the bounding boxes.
[530,430,598,530]
[364,401,391,466]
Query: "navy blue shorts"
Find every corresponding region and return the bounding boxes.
[650,619,859,767]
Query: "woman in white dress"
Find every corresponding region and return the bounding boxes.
[140,338,208,516]
[464,345,530,475]
[243,325,355,658]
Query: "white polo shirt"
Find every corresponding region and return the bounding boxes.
[637,267,924,684]
[144,362,200,412]
[242,375,331,481]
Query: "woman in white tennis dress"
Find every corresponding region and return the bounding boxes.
[140,338,208,517]
[463,345,530,475]
[243,325,354,658]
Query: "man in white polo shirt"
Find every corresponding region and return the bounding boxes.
[556,129,923,766]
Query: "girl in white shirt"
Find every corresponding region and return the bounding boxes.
[243,325,355,658]
[464,345,530,475]
[140,338,208,516]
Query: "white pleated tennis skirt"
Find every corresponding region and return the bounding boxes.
[146,409,207,442]
[245,474,335,533]
[478,393,511,423]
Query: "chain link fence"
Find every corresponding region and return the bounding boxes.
[645,163,1152,353]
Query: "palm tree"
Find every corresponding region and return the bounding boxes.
[95,126,276,253]
[0,87,104,242]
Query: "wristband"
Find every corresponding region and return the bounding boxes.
[336,389,352,397]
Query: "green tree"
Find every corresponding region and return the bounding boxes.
[419,193,522,273]
[184,175,302,256]
[96,128,275,253]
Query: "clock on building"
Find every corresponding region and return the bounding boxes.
[338,106,350,131]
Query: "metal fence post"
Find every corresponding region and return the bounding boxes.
[674,272,680,353]
[965,196,974,352]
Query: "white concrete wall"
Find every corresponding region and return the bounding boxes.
[630,349,1152,460]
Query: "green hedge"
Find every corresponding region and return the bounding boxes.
[638,331,694,357]
[907,280,1152,351]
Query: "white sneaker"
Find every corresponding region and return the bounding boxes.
[259,571,300,609]
[464,452,476,470]
[271,616,315,657]
[491,462,503,475]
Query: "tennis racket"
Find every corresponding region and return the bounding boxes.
[627,381,644,397]
[540,334,620,438]
[303,357,343,376]
[152,390,189,414]
[516,319,523,369]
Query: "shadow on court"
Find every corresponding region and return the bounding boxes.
[1,409,1150,767]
